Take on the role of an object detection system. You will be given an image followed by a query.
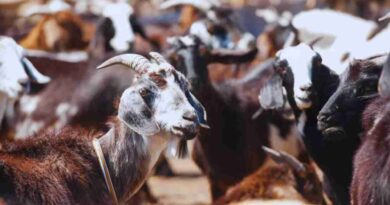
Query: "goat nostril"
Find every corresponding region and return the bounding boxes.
[183,112,197,122]
[317,114,327,122]
[300,84,312,91]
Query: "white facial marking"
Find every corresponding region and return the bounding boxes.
[103,2,135,52]
[153,74,196,135]
[277,43,317,109]
[20,96,40,114]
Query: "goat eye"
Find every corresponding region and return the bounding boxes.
[139,88,151,97]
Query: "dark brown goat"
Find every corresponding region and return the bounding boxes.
[351,54,390,205]
[215,147,326,205]
[168,35,308,201]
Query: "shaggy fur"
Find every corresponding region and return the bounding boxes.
[351,96,390,205]
[0,117,153,204]
[215,162,325,205]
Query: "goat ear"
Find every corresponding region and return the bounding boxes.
[21,58,51,84]
[259,73,285,110]
[118,88,160,136]
[378,54,390,97]
[186,91,209,128]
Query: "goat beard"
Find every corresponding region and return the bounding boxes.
[176,139,188,159]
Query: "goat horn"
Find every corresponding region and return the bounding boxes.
[262,146,306,173]
[97,54,151,74]
[149,52,174,70]
[379,12,390,22]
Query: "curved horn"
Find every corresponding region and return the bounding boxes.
[262,146,306,173]
[149,52,173,68]
[97,54,151,74]
[379,12,390,22]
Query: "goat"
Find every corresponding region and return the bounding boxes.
[315,55,386,205]
[292,9,390,73]
[0,36,51,139]
[160,0,256,50]
[318,55,386,140]
[350,54,390,205]
[0,37,129,140]
[0,52,206,204]
[19,10,90,52]
[167,35,307,201]
[259,43,351,204]
[92,1,157,55]
[215,147,326,205]
[253,9,390,74]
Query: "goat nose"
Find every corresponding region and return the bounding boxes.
[183,111,197,122]
[317,113,333,123]
[300,84,312,91]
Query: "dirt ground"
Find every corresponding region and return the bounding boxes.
[147,142,212,205]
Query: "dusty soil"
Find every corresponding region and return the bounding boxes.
[147,142,212,205]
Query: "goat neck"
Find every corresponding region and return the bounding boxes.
[98,119,167,202]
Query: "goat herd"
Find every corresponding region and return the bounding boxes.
[1,0,390,204]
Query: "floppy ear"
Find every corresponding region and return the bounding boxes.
[185,91,208,128]
[378,54,390,97]
[21,58,51,84]
[118,88,160,136]
[259,73,285,110]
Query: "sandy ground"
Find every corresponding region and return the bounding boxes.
[147,142,212,205]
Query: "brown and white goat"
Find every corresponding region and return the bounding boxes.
[0,52,206,204]
[0,37,51,139]
[19,10,91,52]
[0,37,121,140]
[215,147,327,205]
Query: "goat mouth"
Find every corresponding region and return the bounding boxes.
[295,97,312,109]
[322,127,347,141]
[171,125,198,140]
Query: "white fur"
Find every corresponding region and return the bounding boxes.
[22,0,71,16]
[103,2,135,52]
[160,0,219,11]
[25,49,89,63]
[15,118,45,139]
[0,37,50,129]
[293,9,390,74]
[153,73,196,132]
[19,96,40,114]
[189,21,212,46]
[276,43,317,109]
